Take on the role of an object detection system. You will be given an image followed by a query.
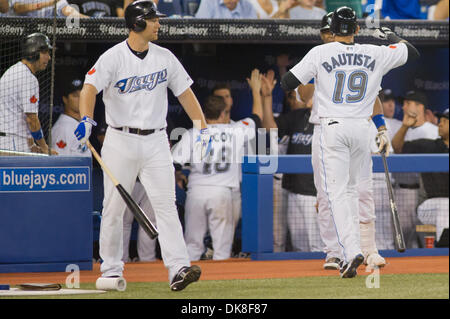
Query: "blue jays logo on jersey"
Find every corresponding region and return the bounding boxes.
[291,132,313,146]
[114,69,168,94]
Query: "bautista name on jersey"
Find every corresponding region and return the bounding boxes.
[321,53,376,73]
[290,42,408,119]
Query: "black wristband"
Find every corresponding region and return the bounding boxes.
[174,163,182,171]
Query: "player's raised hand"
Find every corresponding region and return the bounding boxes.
[247,69,262,94]
[372,27,395,40]
[74,116,97,144]
[375,129,391,156]
[261,69,277,97]
[194,128,212,161]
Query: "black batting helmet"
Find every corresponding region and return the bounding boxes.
[330,6,357,36]
[125,0,166,32]
[320,12,334,33]
[22,33,52,62]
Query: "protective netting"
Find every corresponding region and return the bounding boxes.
[1,9,57,156]
[272,170,449,252]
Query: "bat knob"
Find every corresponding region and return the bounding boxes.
[150,232,159,240]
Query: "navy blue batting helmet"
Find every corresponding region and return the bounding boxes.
[125,0,166,32]
[320,12,334,33]
[330,6,357,36]
[22,33,52,62]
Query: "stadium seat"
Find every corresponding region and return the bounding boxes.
[157,0,183,17]
[182,0,201,17]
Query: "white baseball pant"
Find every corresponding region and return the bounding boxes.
[100,127,190,281]
[417,198,449,242]
[394,186,420,248]
[0,135,31,153]
[273,176,288,252]
[313,123,382,260]
[373,174,395,250]
[184,185,234,260]
[313,118,370,263]
[286,190,324,252]
[122,180,157,262]
[231,186,242,231]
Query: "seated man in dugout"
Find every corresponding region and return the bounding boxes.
[402,108,449,247]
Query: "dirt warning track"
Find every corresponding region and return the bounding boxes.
[0,256,448,285]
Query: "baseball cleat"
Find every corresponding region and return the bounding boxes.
[170,265,201,291]
[200,247,214,260]
[323,257,342,270]
[365,253,386,268]
[340,254,364,278]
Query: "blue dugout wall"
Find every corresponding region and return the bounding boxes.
[241,154,449,261]
[0,156,93,273]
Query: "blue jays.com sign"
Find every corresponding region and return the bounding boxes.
[0,166,90,193]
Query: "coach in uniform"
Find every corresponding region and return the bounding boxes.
[281,6,419,277]
[74,0,211,291]
[0,33,56,155]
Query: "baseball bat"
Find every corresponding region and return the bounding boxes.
[86,141,159,239]
[380,151,406,252]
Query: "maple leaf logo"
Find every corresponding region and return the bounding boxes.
[30,95,37,103]
[56,140,67,149]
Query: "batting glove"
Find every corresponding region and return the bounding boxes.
[74,116,97,144]
[194,128,212,161]
[372,27,395,40]
[375,129,391,156]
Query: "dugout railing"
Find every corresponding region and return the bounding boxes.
[0,18,448,45]
[241,154,449,261]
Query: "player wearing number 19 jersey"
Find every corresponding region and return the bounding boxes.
[281,6,419,277]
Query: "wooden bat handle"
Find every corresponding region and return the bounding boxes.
[86,140,120,186]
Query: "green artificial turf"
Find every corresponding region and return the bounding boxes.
[1,273,448,299]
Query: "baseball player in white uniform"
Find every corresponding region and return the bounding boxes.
[281,6,419,277]
[52,76,91,157]
[0,33,56,155]
[297,13,388,270]
[74,0,211,291]
[211,82,257,250]
[172,70,263,260]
